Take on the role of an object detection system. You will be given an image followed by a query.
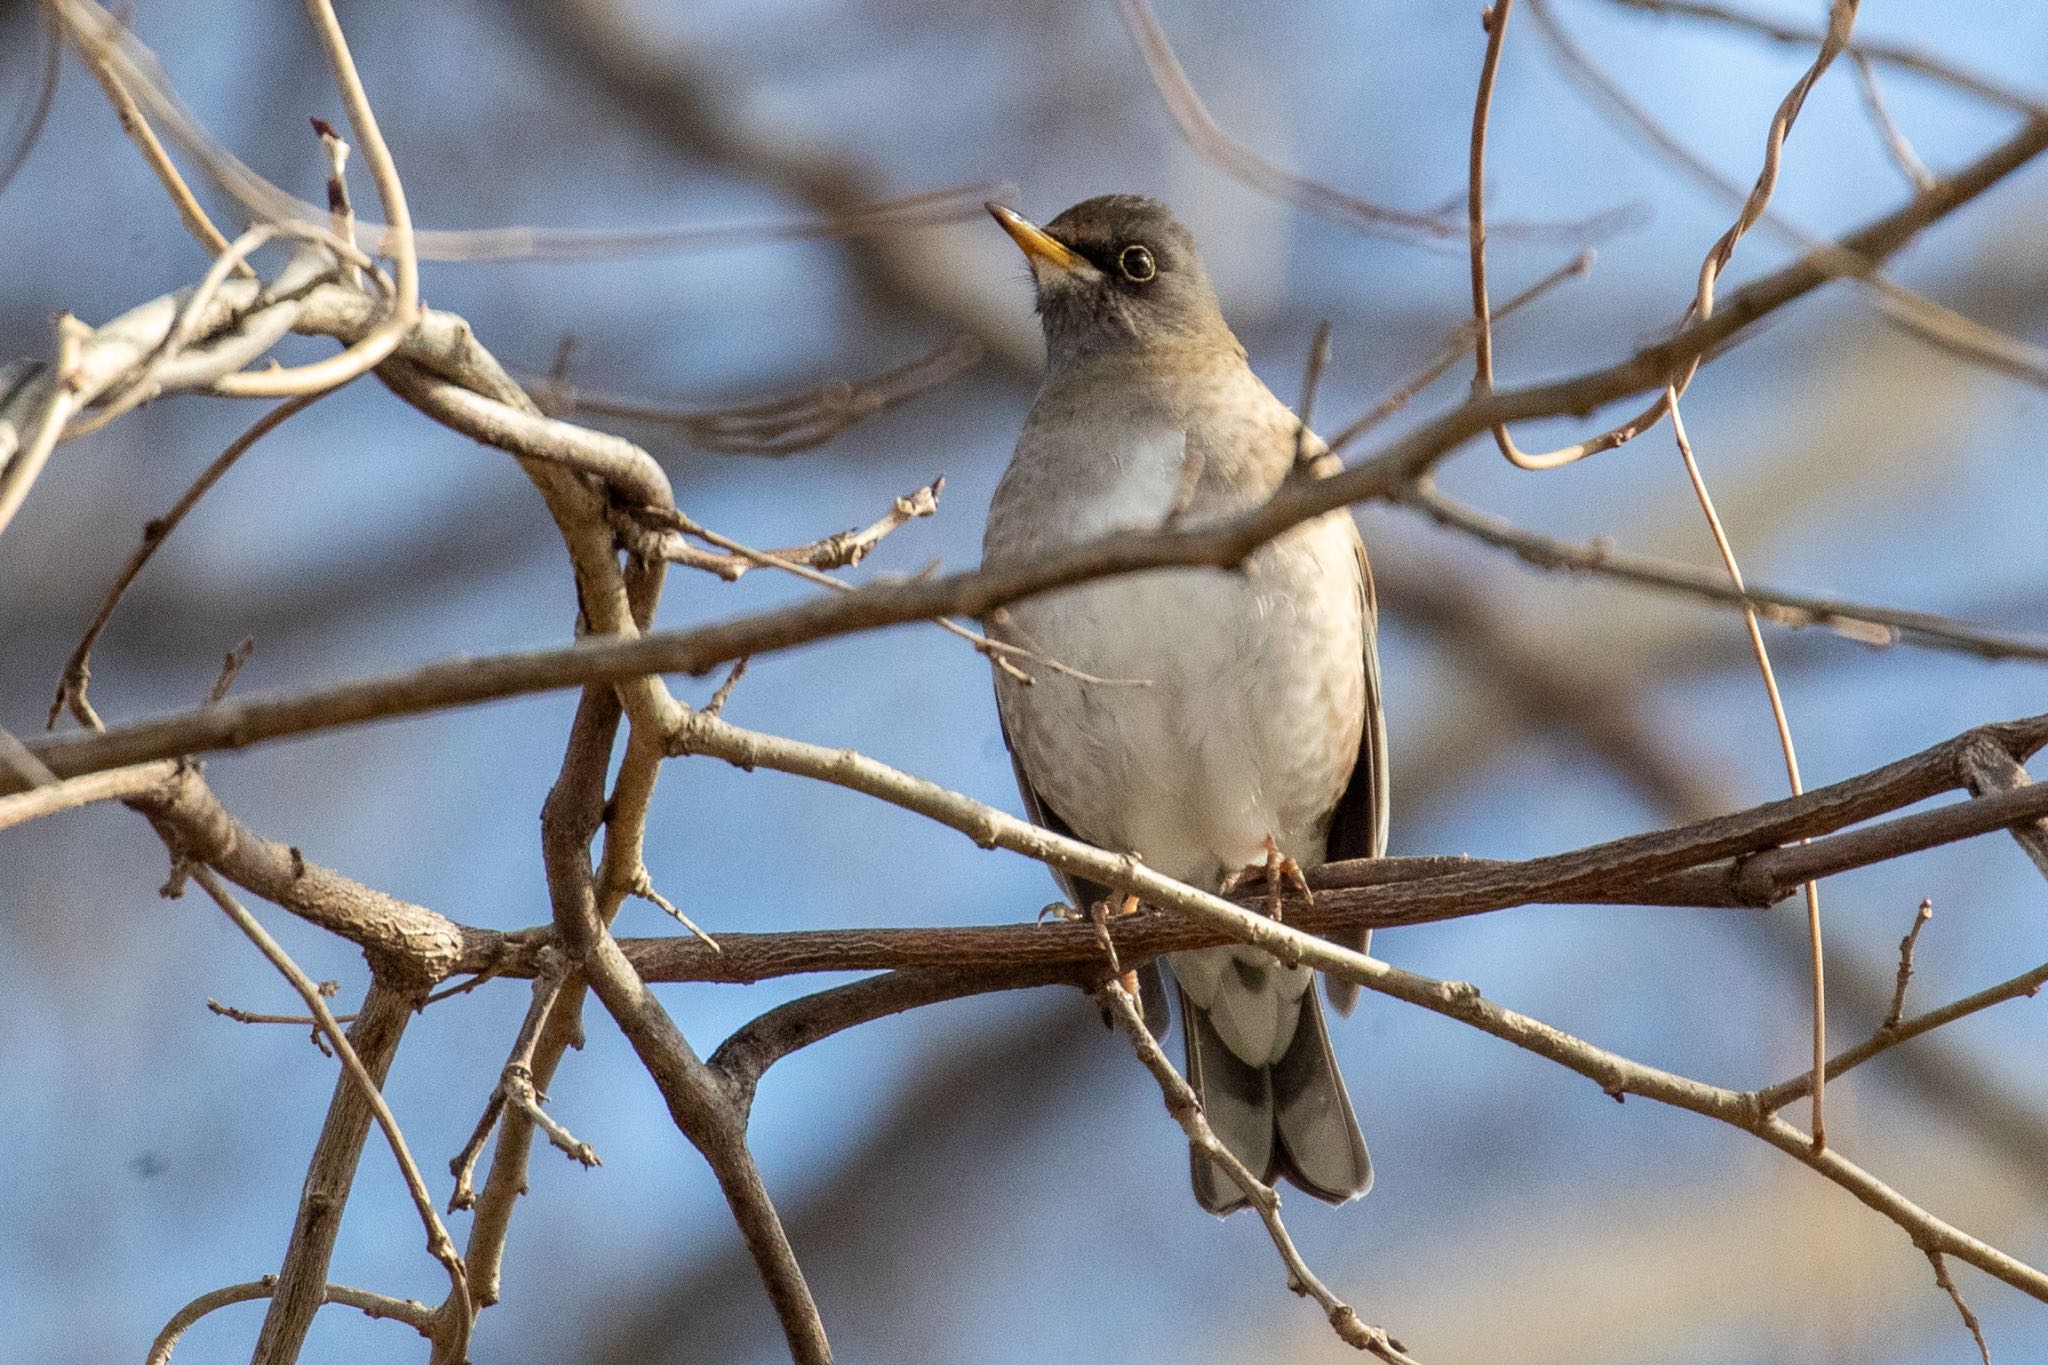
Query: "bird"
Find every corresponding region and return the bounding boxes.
[981,195,1388,1214]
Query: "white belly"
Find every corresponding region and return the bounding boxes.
[993,513,1364,890]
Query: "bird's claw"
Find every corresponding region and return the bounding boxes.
[1223,835,1312,923]
[1084,893,1142,998]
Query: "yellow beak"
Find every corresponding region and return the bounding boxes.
[986,202,1089,277]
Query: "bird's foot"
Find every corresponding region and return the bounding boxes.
[1090,892,1143,993]
[1222,835,1312,923]
[1041,894,1146,1006]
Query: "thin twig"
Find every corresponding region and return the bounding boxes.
[312,116,360,288]
[0,313,87,540]
[201,0,420,399]
[1399,481,2048,663]
[1885,899,1934,1030]
[537,335,983,456]
[1923,1249,1994,1365]
[650,501,1145,687]
[450,960,598,1209]
[643,480,943,582]
[1527,0,2048,390]
[0,758,176,830]
[1852,51,1938,192]
[1467,0,1859,468]
[50,391,330,729]
[1098,981,1419,1362]
[1607,0,2044,115]
[1757,949,2048,1114]
[1112,0,1631,248]
[188,867,471,1358]
[146,1278,433,1365]
[630,867,720,951]
[1328,249,1593,451]
[61,4,240,266]
[1668,387,1827,1146]
[703,658,749,717]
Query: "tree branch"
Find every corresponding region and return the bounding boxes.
[1400,481,2048,662]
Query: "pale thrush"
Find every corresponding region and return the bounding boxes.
[982,195,1387,1213]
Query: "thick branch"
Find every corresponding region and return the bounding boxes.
[127,762,482,985]
[246,977,420,1365]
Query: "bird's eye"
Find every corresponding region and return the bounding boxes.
[1117,243,1157,283]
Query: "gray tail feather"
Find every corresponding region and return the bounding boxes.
[1271,978,1372,1203]
[1324,928,1372,1016]
[1179,983,1271,1215]
[1137,959,1171,1038]
[1179,981,1370,1214]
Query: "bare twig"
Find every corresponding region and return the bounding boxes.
[629,866,720,951]
[1467,0,1858,469]
[312,116,360,288]
[1757,951,2048,1114]
[0,312,87,540]
[1399,482,2048,663]
[1528,0,2048,389]
[702,658,749,718]
[147,1278,433,1365]
[1607,0,2045,115]
[208,638,255,705]
[189,868,472,1364]
[645,497,1140,687]
[450,959,597,1211]
[1885,900,1935,1030]
[51,392,330,729]
[537,335,983,456]
[62,4,239,266]
[1667,388,1829,1147]
[1112,0,1631,248]
[641,480,942,582]
[0,758,177,831]
[1852,51,1938,192]
[1327,250,1594,451]
[1099,980,1419,1362]
[203,0,419,398]
[1923,1249,1995,1365]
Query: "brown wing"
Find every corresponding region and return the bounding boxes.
[998,712,1171,1037]
[1322,531,1389,1016]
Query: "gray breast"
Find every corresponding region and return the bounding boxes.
[984,355,1366,889]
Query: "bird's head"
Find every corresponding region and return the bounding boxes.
[987,195,1234,366]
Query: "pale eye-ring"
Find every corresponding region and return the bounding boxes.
[1117,243,1157,283]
